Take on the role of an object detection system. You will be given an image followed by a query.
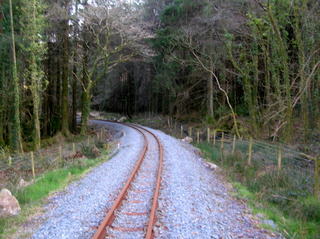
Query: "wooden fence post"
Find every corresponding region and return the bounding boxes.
[181,125,183,138]
[59,145,63,166]
[277,146,282,172]
[314,157,320,200]
[188,127,192,138]
[207,128,210,143]
[221,132,224,149]
[31,152,35,179]
[220,132,225,161]
[73,143,76,154]
[197,130,200,143]
[87,136,90,146]
[248,137,253,166]
[232,135,236,154]
[8,156,12,166]
[213,130,216,145]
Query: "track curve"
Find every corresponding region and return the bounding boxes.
[92,122,163,239]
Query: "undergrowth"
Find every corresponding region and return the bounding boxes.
[197,143,320,239]
[0,147,110,239]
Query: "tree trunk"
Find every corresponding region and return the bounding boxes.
[72,0,79,132]
[9,0,23,152]
[61,20,69,136]
[267,4,292,142]
[0,52,4,146]
[30,0,41,150]
[72,61,77,132]
[80,42,90,135]
[208,74,214,118]
[30,53,41,150]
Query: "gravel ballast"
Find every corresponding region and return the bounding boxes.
[32,121,144,239]
[142,126,281,239]
[31,121,281,239]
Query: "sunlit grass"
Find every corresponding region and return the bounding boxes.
[0,155,108,239]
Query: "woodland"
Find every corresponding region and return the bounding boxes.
[0,0,319,152]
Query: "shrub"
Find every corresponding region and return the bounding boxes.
[290,197,320,222]
[80,144,98,159]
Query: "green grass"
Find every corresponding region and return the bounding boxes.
[0,155,108,239]
[197,142,320,239]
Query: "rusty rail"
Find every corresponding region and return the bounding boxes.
[92,121,163,239]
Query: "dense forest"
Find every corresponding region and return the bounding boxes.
[0,0,319,152]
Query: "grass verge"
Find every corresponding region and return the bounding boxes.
[197,143,320,239]
[0,151,110,239]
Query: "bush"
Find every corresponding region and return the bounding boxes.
[80,144,100,159]
[290,197,320,222]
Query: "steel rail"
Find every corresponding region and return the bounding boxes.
[138,125,164,239]
[92,124,148,239]
[91,121,163,239]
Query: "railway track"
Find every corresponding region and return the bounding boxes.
[92,122,164,239]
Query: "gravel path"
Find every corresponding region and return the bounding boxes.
[31,121,281,239]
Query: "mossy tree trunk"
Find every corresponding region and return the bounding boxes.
[207,63,214,118]
[266,4,292,142]
[0,52,4,146]
[72,0,79,133]
[80,41,92,135]
[9,0,23,152]
[227,45,258,135]
[20,0,46,150]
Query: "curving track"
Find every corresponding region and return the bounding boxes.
[92,122,163,239]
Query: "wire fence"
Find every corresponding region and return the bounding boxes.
[0,128,111,191]
[165,122,320,200]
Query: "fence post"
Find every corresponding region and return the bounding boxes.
[232,135,236,154]
[213,130,216,145]
[207,128,210,143]
[59,145,63,166]
[220,132,225,161]
[314,157,320,200]
[188,127,192,138]
[30,152,35,179]
[73,143,76,154]
[87,136,90,146]
[248,137,253,166]
[277,146,282,172]
[8,156,12,166]
[197,130,200,143]
[181,125,183,138]
[221,132,224,149]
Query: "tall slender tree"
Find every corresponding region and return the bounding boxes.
[61,20,70,136]
[20,0,47,150]
[9,0,23,152]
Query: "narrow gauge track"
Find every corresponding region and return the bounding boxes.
[92,122,163,239]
